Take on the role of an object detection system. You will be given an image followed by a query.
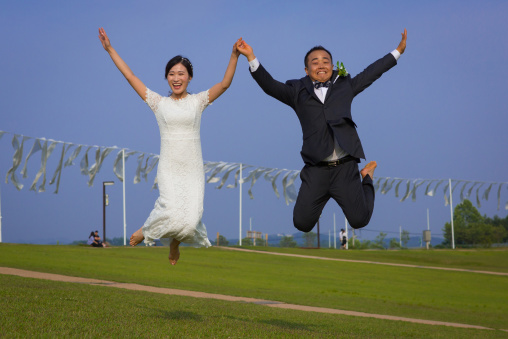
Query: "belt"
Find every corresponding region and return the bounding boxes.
[316,155,359,167]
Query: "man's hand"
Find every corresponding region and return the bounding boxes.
[396,28,407,54]
[236,38,256,61]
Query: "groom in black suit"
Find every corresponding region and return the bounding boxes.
[237,30,407,232]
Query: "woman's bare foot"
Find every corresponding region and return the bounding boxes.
[129,227,144,246]
[360,161,377,180]
[169,239,181,265]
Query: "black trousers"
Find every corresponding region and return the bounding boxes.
[293,161,375,232]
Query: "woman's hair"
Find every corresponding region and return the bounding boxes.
[89,231,95,238]
[165,55,193,79]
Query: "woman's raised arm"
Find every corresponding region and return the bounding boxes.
[208,38,241,103]
[98,27,147,101]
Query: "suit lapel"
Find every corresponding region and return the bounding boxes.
[324,70,339,102]
[302,76,321,102]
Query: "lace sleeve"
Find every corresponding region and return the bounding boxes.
[197,90,212,113]
[145,88,162,112]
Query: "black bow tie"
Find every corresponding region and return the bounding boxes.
[314,80,331,89]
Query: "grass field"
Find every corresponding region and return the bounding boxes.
[1,244,507,337]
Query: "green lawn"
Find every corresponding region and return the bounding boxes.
[1,274,505,338]
[235,245,508,273]
[1,244,507,335]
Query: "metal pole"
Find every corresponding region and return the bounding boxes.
[328,229,331,248]
[352,228,355,248]
[333,213,336,249]
[427,208,430,231]
[103,183,106,245]
[399,225,402,247]
[317,219,320,248]
[449,178,455,249]
[102,181,114,246]
[239,164,242,246]
[345,217,348,250]
[122,149,127,246]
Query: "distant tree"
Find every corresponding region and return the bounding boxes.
[279,236,297,248]
[71,240,87,245]
[241,237,253,246]
[355,239,372,249]
[107,237,125,246]
[485,214,508,243]
[389,238,401,249]
[256,238,267,246]
[401,230,410,248]
[215,235,229,246]
[443,200,507,247]
[302,232,317,247]
[373,232,387,249]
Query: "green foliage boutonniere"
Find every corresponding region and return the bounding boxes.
[336,61,348,77]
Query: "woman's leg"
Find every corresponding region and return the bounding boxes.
[169,238,181,265]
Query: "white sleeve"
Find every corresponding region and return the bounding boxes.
[145,88,162,112]
[248,58,260,72]
[391,49,401,61]
[197,89,211,113]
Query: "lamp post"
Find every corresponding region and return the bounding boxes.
[103,181,115,245]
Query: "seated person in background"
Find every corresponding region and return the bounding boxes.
[87,231,96,246]
[91,230,105,247]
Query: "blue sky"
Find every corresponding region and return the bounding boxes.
[1,0,507,245]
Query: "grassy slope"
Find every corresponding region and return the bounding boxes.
[235,246,508,273]
[1,275,506,338]
[0,244,507,330]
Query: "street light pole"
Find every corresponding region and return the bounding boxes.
[103,181,115,245]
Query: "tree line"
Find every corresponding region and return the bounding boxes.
[442,199,508,247]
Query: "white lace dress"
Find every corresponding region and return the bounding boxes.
[142,88,212,248]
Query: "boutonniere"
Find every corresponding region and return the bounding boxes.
[336,61,348,77]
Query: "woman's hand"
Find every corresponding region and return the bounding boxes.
[232,38,241,58]
[97,26,147,101]
[98,27,111,51]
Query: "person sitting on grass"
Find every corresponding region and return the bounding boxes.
[92,230,105,247]
[87,231,95,246]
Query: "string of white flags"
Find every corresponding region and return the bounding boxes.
[2,130,507,210]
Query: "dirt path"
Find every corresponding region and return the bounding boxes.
[0,266,501,331]
[217,246,508,276]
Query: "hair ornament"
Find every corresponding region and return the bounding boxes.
[181,57,193,70]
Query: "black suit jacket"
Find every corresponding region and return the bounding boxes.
[251,53,397,165]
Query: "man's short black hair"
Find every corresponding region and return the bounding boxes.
[304,46,333,68]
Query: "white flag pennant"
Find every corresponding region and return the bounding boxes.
[215,163,240,189]
[5,135,30,190]
[497,183,504,211]
[80,146,94,176]
[20,138,42,179]
[30,139,59,192]
[88,146,116,187]
[0,131,507,209]
[113,149,138,182]
[65,145,82,167]
[266,169,286,199]
[49,143,74,193]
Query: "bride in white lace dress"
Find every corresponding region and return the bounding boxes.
[98,28,240,265]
